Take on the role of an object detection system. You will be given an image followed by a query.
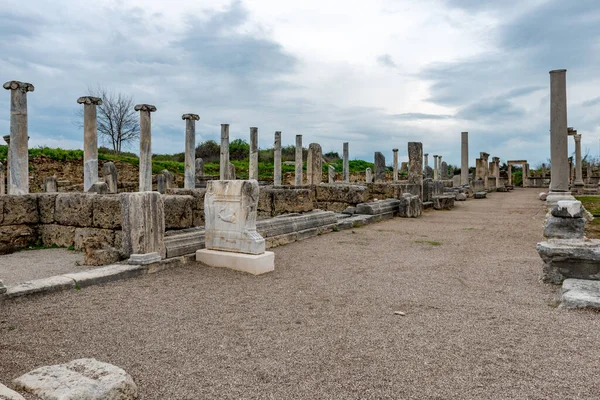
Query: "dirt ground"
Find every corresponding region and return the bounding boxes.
[0,248,85,285]
[2,188,599,399]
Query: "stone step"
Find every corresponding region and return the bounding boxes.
[256,210,338,238]
[561,279,600,310]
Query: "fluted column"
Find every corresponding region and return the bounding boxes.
[134,104,157,192]
[423,153,429,171]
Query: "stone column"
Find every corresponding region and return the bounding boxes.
[366,167,372,183]
[508,164,512,186]
[438,156,443,179]
[3,135,9,188]
[220,124,230,180]
[423,153,429,171]
[295,135,303,186]
[43,176,58,192]
[134,104,156,192]
[574,134,584,187]
[374,152,386,182]
[461,132,469,186]
[77,96,103,192]
[433,155,439,180]
[408,142,423,200]
[0,162,4,195]
[441,161,448,180]
[549,69,569,193]
[273,131,282,186]
[393,149,399,181]
[121,191,165,262]
[4,81,34,195]
[328,165,335,183]
[306,143,322,185]
[492,157,500,187]
[343,142,349,183]
[195,158,204,177]
[542,163,546,179]
[523,163,529,188]
[249,127,259,180]
[182,113,199,189]
[569,158,574,185]
[103,162,118,194]
[157,174,166,194]
[587,163,592,185]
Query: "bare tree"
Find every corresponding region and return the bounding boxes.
[77,86,139,153]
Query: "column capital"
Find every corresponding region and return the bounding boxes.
[77,96,103,105]
[135,104,157,112]
[549,69,567,74]
[3,81,34,92]
[433,154,438,158]
[573,133,582,141]
[392,148,398,152]
[492,157,500,162]
[182,113,200,120]
[3,135,9,144]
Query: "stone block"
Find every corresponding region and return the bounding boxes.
[560,279,600,310]
[64,264,146,286]
[37,193,57,224]
[74,227,115,250]
[258,189,273,217]
[5,276,76,298]
[456,193,467,201]
[166,188,206,226]
[0,382,25,400]
[128,252,161,265]
[432,195,455,210]
[271,188,314,215]
[474,191,487,199]
[55,193,94,227]
[318,201,353,212]
[356,199,400,215]
[315,184,368,204]
[1,195,38,225]
[89,181,108,194]
[92,195,122,229]
[537,239,600,284]
[256,210,337,238]
[0,225,37,254]
[551,200,583,218]
[197,249,275,275]
[398,195,422,218]
[82,237,122,266]
[164,229,205,258]
[13,358,138,400]
[539,192,548,201]
[121,192,165,258]
[38,224,76,248]
[543,216,585,239]
[163,195,194,229]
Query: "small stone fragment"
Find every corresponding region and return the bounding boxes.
[394,311,406,316]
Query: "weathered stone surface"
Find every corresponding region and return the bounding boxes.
[1,195,38,225]
[5,276,75,298]
[205,180,264,254]
[89,182,108,194]
[163,195,194,229]
[539,192,548,201]
[306,143,323,185]
[66,264,145,286]
[374,152,386,182]
[432,195,455,210]
[38,224,76,248]
[103,162,118,194]
[272,188,314,216]
[560,279,600,309]
[165,188,206,226]
[456,193,467,201]
[424,166,433,180]
[55,193,94,227]
[407,142,423,199]
[423,180,444,202]
[356,199,400,216]
[256,210,337,238]
[440,161,448,179]
[82,237,122,266]
[474,191,487,199]
[315,184,368,204]
[0,382,25,400]
[37,193,57,224]
[398,195,422,218]
[365,168,372,183]
[92,195,122,229]
[74,228,115,250]
[164,228,205,258]
[195,157,204,178]
[551,200,583,218]
[543,216,585,239]
[44,176,58,192]
[537,239,600,284]
[13,358,138,400]
[157,174,166,194]
[0,225,36,254]
[121,192,165,258]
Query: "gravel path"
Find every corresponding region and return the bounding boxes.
[0,248,85,285]
[2,188,600,399]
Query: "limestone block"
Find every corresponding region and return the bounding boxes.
[561,279,600,309]
[0,225,36,254]
[1,195,38,225]
[551,200,583,218]
[92,195,122,229]
[103,162,119,194]
[395,183,421,198]
[539,192,548,201]
[164,229,205,258]
[315,184,368,204]
[398,195,422,218]
[256,210,337,238]
[432,195,455,210]
[37,193,57,224]
[13,358,138,400]
[543,216,585,239]
[38,224,76,248]
[163,195,194,229]
[165,188,206,226]
[55,193,94,227]
[89,182,108,194]
[82,237,122,266]
[0,382,25,400]
[456,193,467,201]
[204,180,265,254]
[537,239,600,284]
[374,152,386,182]
[356,199,400,216]
[317,201,353,212]
[258,189,273,217]
[197,248,274,275]
[121,192,165,258]
[271,188,314,216]
[474,191,487,199]
[74,227,115,250]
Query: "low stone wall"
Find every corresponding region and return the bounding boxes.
[528,177,551,188]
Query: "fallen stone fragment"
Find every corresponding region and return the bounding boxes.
[543,216,585,239]
[537,239,600,284]
[394,311,406,316]
[551,200,583,218]
[13,358,138,400]
[561,279,600,310]
[539,192,547,201]
[0,382,25,400]
[456,193,467,201]
[474,191,487,199]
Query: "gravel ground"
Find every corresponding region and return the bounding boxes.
[0,248,85,285]
[2,188,600,399]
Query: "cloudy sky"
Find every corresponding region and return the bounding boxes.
[1,0,599,167]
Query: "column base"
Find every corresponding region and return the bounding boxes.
[128,252,161,265]
[196,249,275,275]
[546,191,575,206]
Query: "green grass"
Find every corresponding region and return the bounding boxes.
[415,240,442,246]
[575,195,600,239]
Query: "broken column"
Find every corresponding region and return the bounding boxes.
[77,96,102,192]
[306,143,322,185]
[249,127,259,180]
[121,191,165,263]
[574,133,584,189]
[328,165,335,183]
[374,152,386,183]
[587,163,592,185]
[423,153,429,171]
[162,170,173,190]
[461,131,469,186]
[44,176,57,192]
[393,148,399,181]
[548,69,570,198]
[196,180,274,275]
[295,135,303,186]
[408,142,423,200]
[542,163,547,179]
[441,161,448,180]
[182,113,199,189]
[157,174,166,194]
[134,104,156,192]
[103,162,118,194]
[366,167,372,183]
[220,124,230,180]
[438,156,443,179]
[0,162,4,195]
[343,142,349,183]
[433,155,439,180]
[492,157,501,188]
[273,131,282,186]
[195,158,204,177]
[4,80,34,195]
[508,163,513,186]
[523,163,530,188]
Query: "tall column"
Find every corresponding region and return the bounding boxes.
[508,164,512,186]
[461,132,469,185]
[273,131,282,186]
[433,155,439,180]
[182,113,199,189]
[542,163,546,178]
[0,162,4,195]
[78,96,103,192]
[423,153,429,171]
[249,127,259,180]
[3,81,34,195]
[549,70,569,193]
[438,156,443,179]
[574,134,584,186]
[306,143,323,185]
[220,124,230,180]
[523,163,529,188]
[374,152,386,182]
[587,163,592,185]
[343,142,349,183]
[408,142,423,200]
[392,149,399,181]
[295,135,303,186]
[492,157,500,187]
[134,104,156,192]
[569,158,574,185]
[3,135,10,188]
